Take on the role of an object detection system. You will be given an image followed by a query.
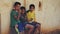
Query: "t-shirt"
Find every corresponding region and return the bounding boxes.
[27,10,35,22]
[10,9,19,28]
[20,13,27,22]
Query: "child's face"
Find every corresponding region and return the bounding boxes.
[21,9,25,14]
[15,4,21,10]
[30,6,35,11]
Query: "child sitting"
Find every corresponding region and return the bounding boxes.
[27,4,41,34]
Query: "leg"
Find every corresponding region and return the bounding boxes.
[36,24,41,34]
[19,31,24,34]
[22,31,24,34]
[15,24,19,34]
[10,27,18,34]
[25,24,34,34]
[38,24,41,34]
[34,28,37,34]
[24,29,28,34]
[19,32,22,34]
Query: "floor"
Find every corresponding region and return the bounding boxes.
[41,29,60,34]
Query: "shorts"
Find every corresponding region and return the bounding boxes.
[18,22,24,32]
[27,22,40,28]
[17,22,28,32]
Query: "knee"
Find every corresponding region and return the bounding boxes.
[36,24,41,28]
[30,25,34,29]
[25,24,34,29]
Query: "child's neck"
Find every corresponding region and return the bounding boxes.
[14,9,19,12]
[21,13,24,14]
[13,8,19,12]
[30,10,34,12]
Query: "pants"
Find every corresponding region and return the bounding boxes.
[10,27,18,34]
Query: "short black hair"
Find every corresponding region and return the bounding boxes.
[14,2,21,6]
[20,6,26,10]
[29,4,35,9]
[20,6,26,14]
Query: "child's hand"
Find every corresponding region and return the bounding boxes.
[15,24,18,28]
[15,24,19,34]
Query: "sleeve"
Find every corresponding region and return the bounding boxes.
[12,11,17,16]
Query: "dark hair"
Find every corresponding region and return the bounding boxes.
[14,2,21,6]
[20,6,26,14]
[20,6,26,10]
[29,4,35,9]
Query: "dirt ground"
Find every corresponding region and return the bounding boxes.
[42,29,60,34]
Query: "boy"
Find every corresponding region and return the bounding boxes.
[10,2,21,34]
[27,4,41,34]
[17,6,26,34]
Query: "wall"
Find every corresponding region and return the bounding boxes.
[0,14,1,34]
[41,0,60,33]
[0,0,60,34]
[0,0,12,34]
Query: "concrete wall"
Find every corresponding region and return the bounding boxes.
[0,14,1,34]
[42,0,60,33]
[0,0,60,34]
